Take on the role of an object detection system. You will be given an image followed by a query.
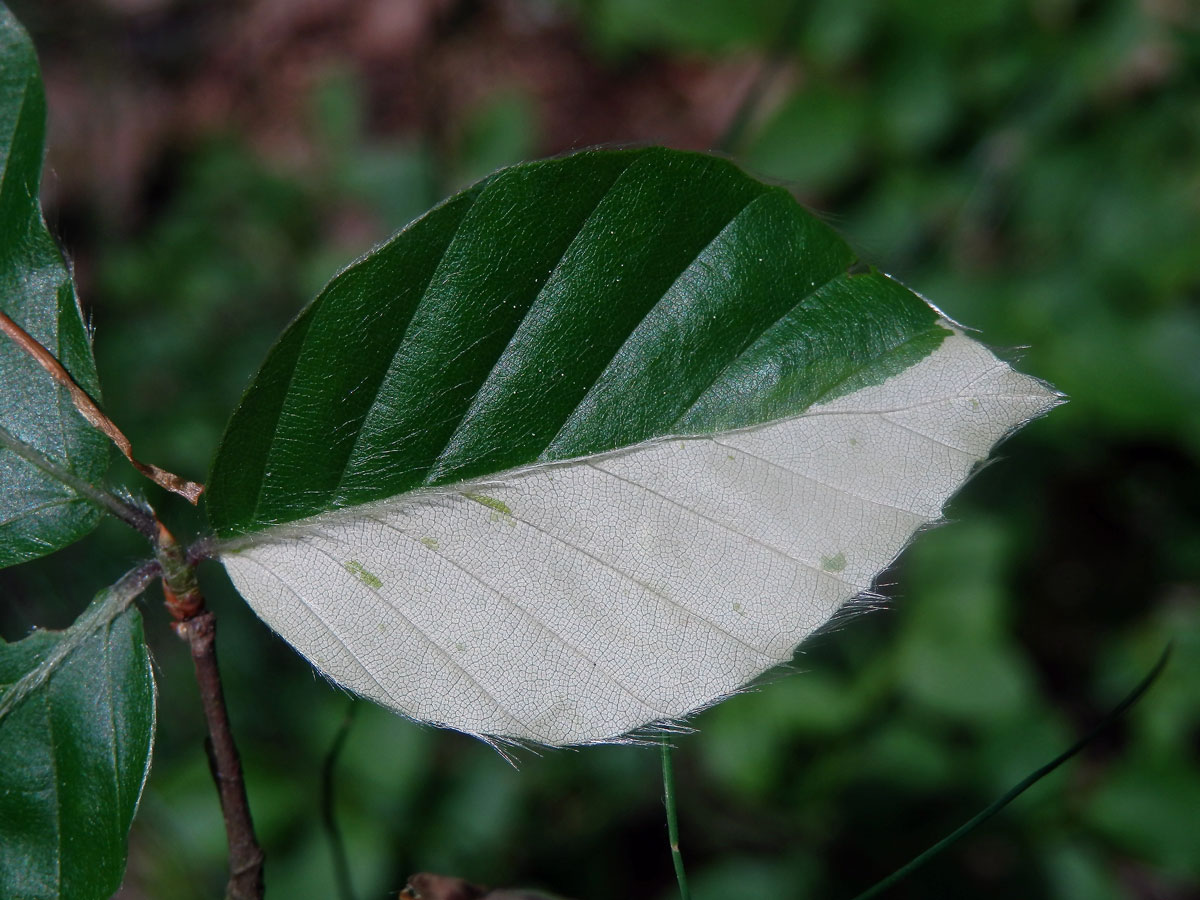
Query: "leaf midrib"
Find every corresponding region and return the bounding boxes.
[813,322,952,407]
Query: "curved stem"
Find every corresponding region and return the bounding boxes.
[661,739,691,900]
[321,700,359,900]
[175,610,265,900]
[849,644,1172,900]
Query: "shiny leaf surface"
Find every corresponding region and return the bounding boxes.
[0,6,109,568]
[0,603,155,899]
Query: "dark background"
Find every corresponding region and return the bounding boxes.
[2,1,1198,898]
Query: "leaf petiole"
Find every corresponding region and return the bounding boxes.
[0,560,159,722]
[0,422,156,538]
[0,309,204,503]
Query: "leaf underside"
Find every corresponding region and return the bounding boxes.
[209,147,1059,745]
[0,604,155,900]
[0,7,109,568]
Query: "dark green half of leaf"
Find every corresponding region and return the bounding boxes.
[0,5,109,567]
[207,146,948,537]
[0,603,155,900]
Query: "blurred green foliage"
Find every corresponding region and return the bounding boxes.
[2,0,1198,897]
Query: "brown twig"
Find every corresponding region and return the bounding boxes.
[158,524,265,899]
[173,611,265,900]
[0,309,204,503]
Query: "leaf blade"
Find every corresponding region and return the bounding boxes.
[0,7,109,568]
[218,337,1058,744]
[208,150,946,534]
[209,148,1059,745]
[0,604,155,899]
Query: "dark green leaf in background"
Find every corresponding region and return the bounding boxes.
[0,4,109,568]
[0,603,155,900]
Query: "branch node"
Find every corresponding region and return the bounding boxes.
[157,521,206,620]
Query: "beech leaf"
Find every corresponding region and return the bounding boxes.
[0,6,110,568]
[0,601,155,899]
[208,148,1060,745]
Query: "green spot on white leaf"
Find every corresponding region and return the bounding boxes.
[462,492,514,522]
[821,551,848,574]
[344,560,383,589]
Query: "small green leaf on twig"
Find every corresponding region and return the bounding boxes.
[1,5,112,565]
[0,579,156,900]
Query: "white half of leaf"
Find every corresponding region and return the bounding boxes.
[220,330,1059,746]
